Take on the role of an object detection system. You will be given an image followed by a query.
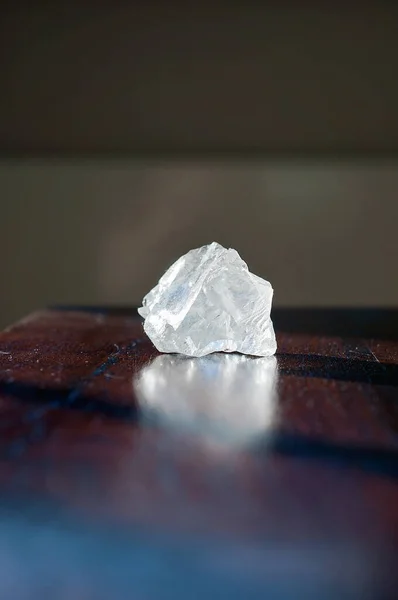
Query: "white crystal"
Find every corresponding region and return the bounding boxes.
[138,242,277,357]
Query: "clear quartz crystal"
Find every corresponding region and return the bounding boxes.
[138,242,277,357]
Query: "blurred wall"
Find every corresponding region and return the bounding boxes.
[1,2,398,154]
[1,160,397,328]
[0,3,398,327]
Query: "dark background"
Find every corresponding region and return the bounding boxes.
[1,2,397,327]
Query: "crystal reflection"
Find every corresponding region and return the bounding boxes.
[134,354,278,446]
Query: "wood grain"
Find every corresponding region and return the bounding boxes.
[0,307,397,599]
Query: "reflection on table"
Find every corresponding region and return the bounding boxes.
[134,353,278,446]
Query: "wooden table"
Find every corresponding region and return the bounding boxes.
[0,307,397,599]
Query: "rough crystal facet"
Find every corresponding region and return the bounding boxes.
[138,242,277,357]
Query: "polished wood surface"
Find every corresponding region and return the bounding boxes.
[0,307,397,599]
